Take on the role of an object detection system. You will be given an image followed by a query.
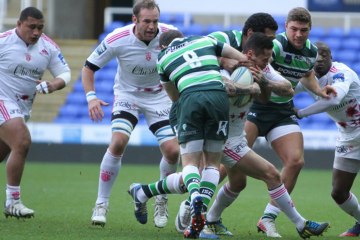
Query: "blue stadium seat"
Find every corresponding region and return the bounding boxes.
[95,69,116,82]
[322,37,342,51]
[311,26,326,38]
[350,27,360,38]
[352,63,360,75]
[331,49,339,62]
[227,25,243,31]
[206,24,227,35]
[95,80,114,94]
[273,15,286,27]
[58,104,81,118]
[98,32,107,42]
[294,96,315,109]
[326,27,347,38]
[104,21,125,33]
[160,13,189,25]
[72,80,84,93]
[103,59,118,70]
[336,50,358,65]
[183,24,205,36]
[97,92,114,104]
[341,37,360,50]
[65,92,86,105]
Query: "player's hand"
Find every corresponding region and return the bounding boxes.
[249,66,267,86]
[250,82,261,96]
[319,85,337,99]
[220,57,240,73]
[292,107,302,119]
[88,99,109,122]
[35,80,57,94]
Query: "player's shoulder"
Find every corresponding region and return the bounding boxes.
[39,33,60,50]
[0,29,15,43]
[158,23,177,33]
[104,24,133,45]
[331,62,358,78]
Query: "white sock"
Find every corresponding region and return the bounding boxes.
[206,182,239,222]
[6,185,20,206]
[95,149,122,206]
[263,202,281,217]
[159,156,177,179]
[269,184,306,230]
[339,192,360,222]
[165,172,186,194]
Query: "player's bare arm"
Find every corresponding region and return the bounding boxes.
[222,75,260,97]
[82,66,109,122]
[300,70,336,99]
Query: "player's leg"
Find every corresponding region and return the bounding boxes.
[244,120,259,148]
[0,117,34,219]
[154,138,179,228]
[200,136,249,239]
[91,106,138,226]
[0,139,10,163]
[145,92,180,228]
[257,125,304,237]
[332,157,360,237]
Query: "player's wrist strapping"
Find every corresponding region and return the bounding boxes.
[86,91,97,102]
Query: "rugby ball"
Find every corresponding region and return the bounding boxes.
[229,66,254,107]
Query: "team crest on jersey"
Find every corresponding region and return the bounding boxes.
[146,52,152,61]
[25,53,31,61]
[284,54,292,64]
[333,73,345,83]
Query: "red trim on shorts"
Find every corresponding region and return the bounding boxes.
[223,146,241,162]
[0,101,10,120]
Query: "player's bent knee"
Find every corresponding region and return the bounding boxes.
[331,188,349,204]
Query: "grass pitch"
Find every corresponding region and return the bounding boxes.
[0,162,359,239]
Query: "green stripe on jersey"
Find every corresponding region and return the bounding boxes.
[208,30,243,50]
[157,36,224,93]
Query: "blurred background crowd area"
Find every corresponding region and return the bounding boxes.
[2,0,360,132]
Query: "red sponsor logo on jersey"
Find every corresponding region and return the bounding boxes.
[25,53,31,61]
[146,52,152,61]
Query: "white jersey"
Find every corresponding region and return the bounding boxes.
[87,23,176,94]
[0,28,69,112]
[317,62,360,134]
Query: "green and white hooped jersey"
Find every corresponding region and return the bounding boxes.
[157,36,225,93]
[271,32,318,103]
[208,30,244,52]
[209,30,290,104]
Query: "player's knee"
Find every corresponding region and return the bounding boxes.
[285,156,304,170]
[265,166,281,184]
[160,139,179,164]
[331,188,349,204]
[229,176,246,192]
[13,136,31,156]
